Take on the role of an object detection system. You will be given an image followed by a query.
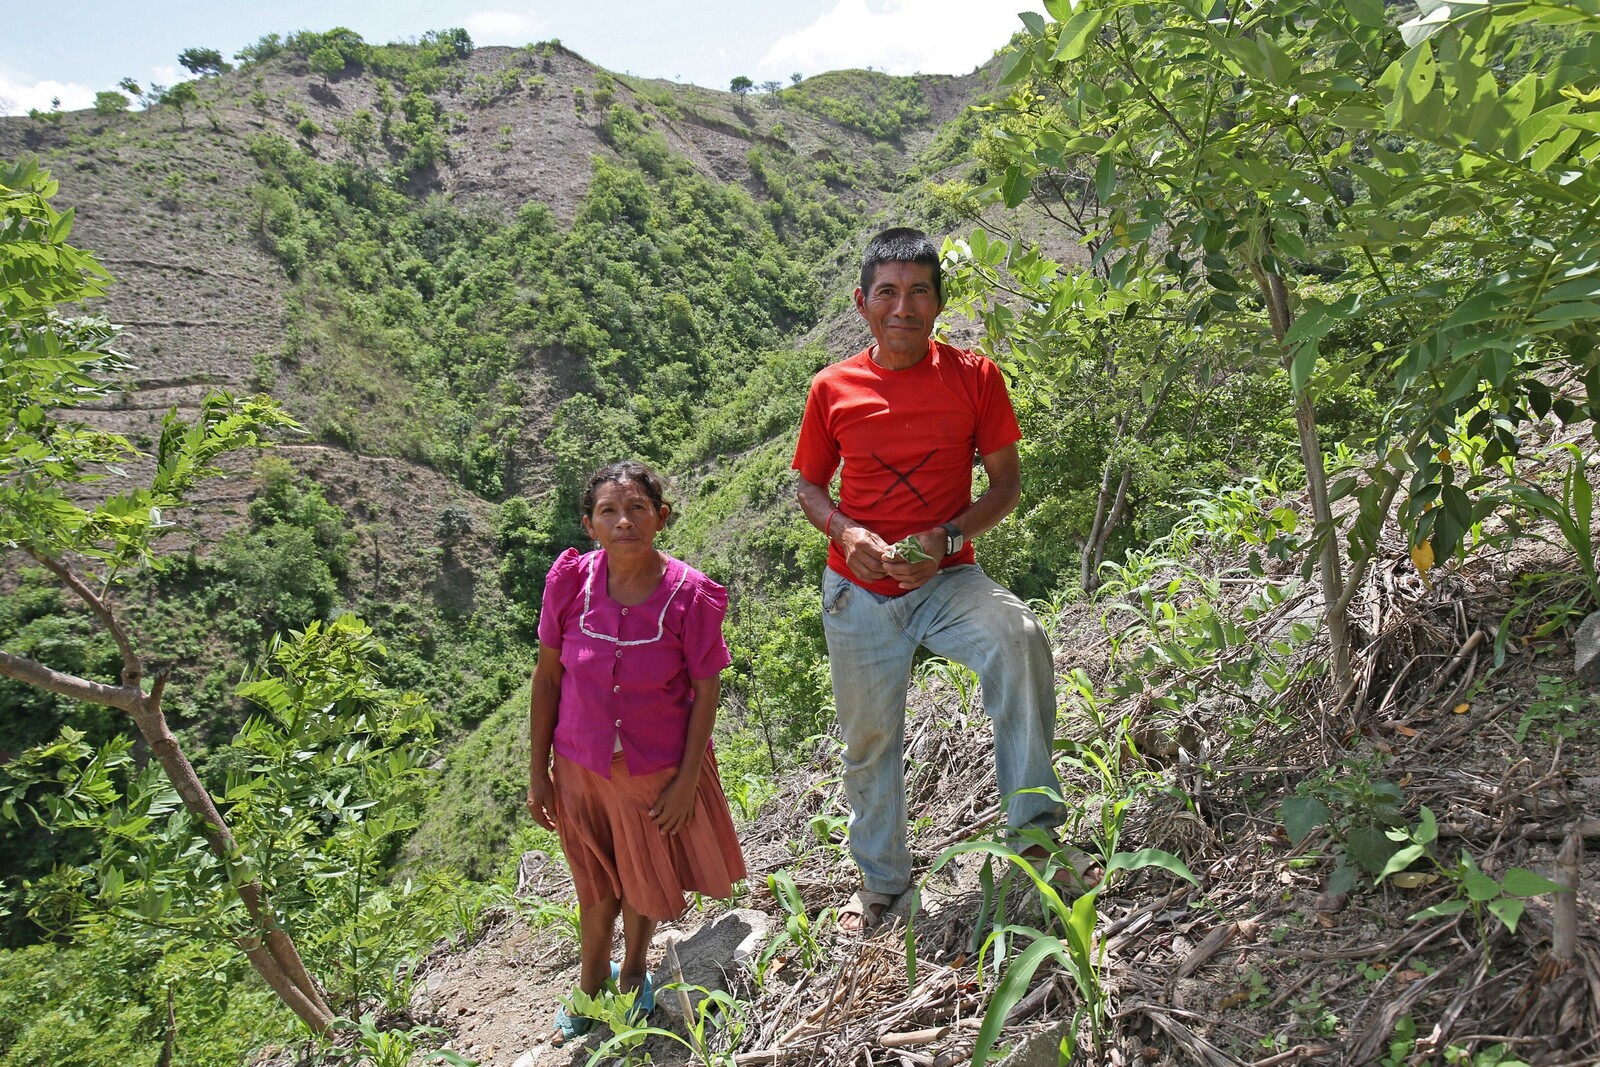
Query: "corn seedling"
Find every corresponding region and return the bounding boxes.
[924,836,1197,1064]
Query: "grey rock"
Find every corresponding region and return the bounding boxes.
[652,908,768,1020]
[1577,611,1600,684]
[997,1022,1074,1067]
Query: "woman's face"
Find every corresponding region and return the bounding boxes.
[582,479,668,554]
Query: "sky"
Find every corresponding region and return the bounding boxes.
[1,0,1039,115]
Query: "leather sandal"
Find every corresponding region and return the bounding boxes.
[839,888,898,934]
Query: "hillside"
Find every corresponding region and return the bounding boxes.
[6,6,1600,1067]
[0,38,981,575]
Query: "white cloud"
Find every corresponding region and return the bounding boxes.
[464,9,551,46]
[757,0,1029,81]
[0,73,95,116]
[150,65,184,89]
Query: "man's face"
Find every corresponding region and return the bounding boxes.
[854,261,942,363]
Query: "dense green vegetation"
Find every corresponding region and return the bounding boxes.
[5,2,1599,1062]
[777,70,931,141]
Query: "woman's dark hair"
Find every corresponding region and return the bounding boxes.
[580,460,674,525]
[860,226,944,305]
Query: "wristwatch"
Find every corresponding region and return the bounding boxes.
[941,522,964,557]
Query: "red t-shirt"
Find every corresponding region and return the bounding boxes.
[792,339,1022,597]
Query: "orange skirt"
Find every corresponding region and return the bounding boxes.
[552,750,748,921]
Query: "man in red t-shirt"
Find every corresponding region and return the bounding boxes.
[793,227,1076,932]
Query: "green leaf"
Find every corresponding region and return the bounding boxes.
[1018,11,1047,37]
[1289,342,1318,393]
[998,47,1033,87]
[1464,871,1501,902]
[1282,796,1331,844]
[1094,153,1116,204]
[970,936,1071,1066]
[1346,824,1404,875]
[1378,843,1425,882]
[1001,167,1033,209]
[1501,867,1566,897]
[1345,0,1385,27]
[1328,859,1359,896]
[1410,898,1469,921]
[1486,896,1525,932]
[1104,847,1200,886]
[1051,8,1106,63]
[1413,805,1438,845]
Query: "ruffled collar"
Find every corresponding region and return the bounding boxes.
[577,552,687,646]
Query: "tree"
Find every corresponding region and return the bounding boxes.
[308,46,345,83]
[115,77,141,98]
[158,80,198,127]
[760,79,782,95]
[790,72,803,86]
[730,75,754,95]
[92,91,128,118]
[0,159,431,1036]
[982,0,1600,696]
[177,47,230,76]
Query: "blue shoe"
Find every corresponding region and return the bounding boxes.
[552,962,620,1043]
[552,1003,593,1042]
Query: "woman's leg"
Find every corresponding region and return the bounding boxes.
[618,899,658,995]
[577,895,622,995]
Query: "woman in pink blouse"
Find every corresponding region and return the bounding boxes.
[526,460,746,1043]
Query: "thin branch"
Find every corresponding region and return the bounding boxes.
[24,548,142,686]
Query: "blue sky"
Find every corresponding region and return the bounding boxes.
[2,0,1036,115]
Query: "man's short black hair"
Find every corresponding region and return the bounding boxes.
[860,227,943,305]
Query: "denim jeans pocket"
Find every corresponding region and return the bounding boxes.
[823,572,853,617]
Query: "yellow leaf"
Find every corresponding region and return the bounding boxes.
[1391,872,1439,889]
[1410,540,1435,574]
[1452,702,1470,715]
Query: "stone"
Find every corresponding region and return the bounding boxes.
[1576,611,1600,684]
[651,908,769,1020]
[997,1022,1074,1067]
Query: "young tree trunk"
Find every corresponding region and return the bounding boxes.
[1081,462,1132,594]
[0,577,336,1035]
[1250,261,1354,696]
[126,694,334,1030]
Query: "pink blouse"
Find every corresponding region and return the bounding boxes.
[538,548,732,778]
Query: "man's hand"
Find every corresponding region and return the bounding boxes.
[526,770,557,830]
[838,524,892,582]
[882,527,945,590]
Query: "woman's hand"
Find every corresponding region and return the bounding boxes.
[527,770,557,830]
[649,771,698,836]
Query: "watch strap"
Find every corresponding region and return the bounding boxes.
[941,522,964,556]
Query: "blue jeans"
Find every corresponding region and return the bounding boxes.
[820,564,1064,895]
